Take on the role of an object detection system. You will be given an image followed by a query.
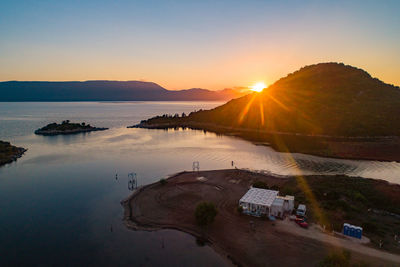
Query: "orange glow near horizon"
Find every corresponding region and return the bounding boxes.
[250,82,266,92]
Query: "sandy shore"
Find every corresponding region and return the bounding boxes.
[122,169,400,266]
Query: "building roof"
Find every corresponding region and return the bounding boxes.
[239,188,278,207]
[277,195,294,201]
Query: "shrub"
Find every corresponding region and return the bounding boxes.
[319,250,351,267]
[252,181,269,189]
[337,200,351,212]
[237,205,243,213]
[362,222,378,234]
[159,178,167,185]
[270,185,280,191]
[353,191,367,203]
[281,186,295,196]
[195,202,217,227]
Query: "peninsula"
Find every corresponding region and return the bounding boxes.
[122,169,400,266]
[0,140,26,167]
[132,63,400,162]
[34,121,108,135]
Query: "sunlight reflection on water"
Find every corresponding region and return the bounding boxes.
[0,101,399,266]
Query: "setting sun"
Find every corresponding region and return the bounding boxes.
[250,82,266,92]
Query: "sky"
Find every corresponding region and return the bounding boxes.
[1,0,399,90]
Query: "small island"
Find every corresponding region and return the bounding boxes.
[0,140,27,167]
[34,120,108,136]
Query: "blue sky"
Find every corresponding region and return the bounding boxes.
[1,0,399,89]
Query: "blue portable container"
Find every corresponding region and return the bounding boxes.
[343,223,349,236]
[357,227,362,239]
[343,223,363,238]
[355,227,362,239]
[349,225,355,237]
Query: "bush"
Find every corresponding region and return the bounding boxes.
[270,185,280,191]
[362,222,378,234]
[353,191,367,203]
[281,186,295,196]
[237,205,243,213]
[252,181,269,189]
[159,178,167,185]
[337,200,351,212]
[195,202,217,227]
[319,250,351,267]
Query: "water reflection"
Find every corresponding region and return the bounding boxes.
[11,126,399,183]
[128,173,138,191]
[0,101,399,266]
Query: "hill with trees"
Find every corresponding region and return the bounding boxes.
[186,63,400,137]
[135,63,400,160]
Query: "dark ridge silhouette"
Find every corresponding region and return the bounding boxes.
[138,62,400,137]
[185,62,400,136]
[0,80,246,101]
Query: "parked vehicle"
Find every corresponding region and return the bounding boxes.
[296,204,306,216]
[297,220,309,228]
[294,214,309,228]
[295,217,304,223]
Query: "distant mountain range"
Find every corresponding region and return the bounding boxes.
[0,80,247,101]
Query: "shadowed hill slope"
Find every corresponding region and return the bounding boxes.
[188,63,400,136]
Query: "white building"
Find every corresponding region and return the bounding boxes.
[239,188,294,218]
[271,195,295,218]
[239,188,278,216]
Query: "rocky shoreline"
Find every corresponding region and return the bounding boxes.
[34,121,108,136]
[35,127,108,136]
[0,141,27,167]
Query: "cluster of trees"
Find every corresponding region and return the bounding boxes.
[39,121,92,131]
[140,112,190,124]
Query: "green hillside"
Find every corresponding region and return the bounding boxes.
[188,63,400,136]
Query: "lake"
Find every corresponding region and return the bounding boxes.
[1,101,399,266]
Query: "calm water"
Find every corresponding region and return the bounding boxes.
[1,102,400,266]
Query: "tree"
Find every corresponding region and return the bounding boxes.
[195,202,217,227]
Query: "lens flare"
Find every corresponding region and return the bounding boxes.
[251,82,266,92]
